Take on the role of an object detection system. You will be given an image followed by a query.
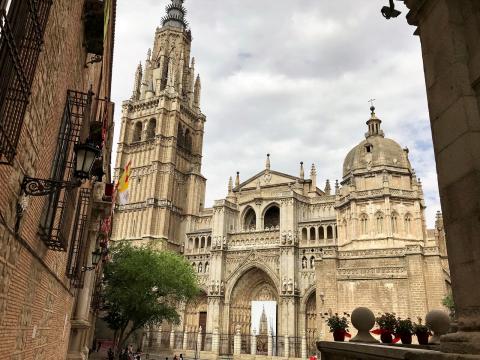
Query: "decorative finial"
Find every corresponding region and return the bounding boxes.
[335,179,339,194]
[266,154,271,170]
[368,98,376,114]
[299,162,304,179]
[228,176,233,193]
[365,99,384,138]
[235,171,240,187]
[147,48,151,61]
[324,179,331,195]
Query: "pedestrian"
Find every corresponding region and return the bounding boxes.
[179,354,183,360]
[97,341,102,352]
[173,355,178,360]
[108,348,114,360]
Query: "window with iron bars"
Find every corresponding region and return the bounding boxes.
[0,0,53,164]
[66,188,91,288]
[39,90,92,251]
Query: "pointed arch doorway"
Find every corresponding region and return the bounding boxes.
[229,267,278,354]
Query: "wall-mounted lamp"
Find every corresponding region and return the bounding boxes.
[21,141,100,197]
[82,248,102,272]
[381,0,402,19]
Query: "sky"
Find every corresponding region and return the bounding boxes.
[111,0,441,227]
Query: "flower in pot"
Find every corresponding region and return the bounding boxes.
[395,318,414,344]
[372,313,398,343]
[413,318,431,345]
[325,313,351,342]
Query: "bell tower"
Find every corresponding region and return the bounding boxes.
[112,0,206,249]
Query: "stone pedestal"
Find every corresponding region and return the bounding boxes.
[212,327,220,354]
[170,329,175,349]
[234,327,241,355]
[301,334,307,359]
[404,0,480,354]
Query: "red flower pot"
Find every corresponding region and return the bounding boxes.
[380,332,393,344]
[333,329,346,342]
[400,333,412,345]
[416,332,429,345]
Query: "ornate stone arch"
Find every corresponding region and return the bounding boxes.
[300,284,317,313]
[241,205,257,230]
[261,202,280,229]
[225,261,280,304]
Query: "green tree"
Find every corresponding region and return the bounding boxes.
[442,293,455,319]
[102,243,199,353]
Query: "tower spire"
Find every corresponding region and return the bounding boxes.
[299,162,304,179]
[266,154,271,171]
[161,0,188,30]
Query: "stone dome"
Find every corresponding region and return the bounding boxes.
[342,108,411,178]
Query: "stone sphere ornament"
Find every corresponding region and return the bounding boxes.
[349,307,379,343]
[426,310,451,344]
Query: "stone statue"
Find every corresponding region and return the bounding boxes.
[220,281,225,294]
[302,257,307,269]
[282,277,287,293]
[215,280,220,294]
[287,278,293,293]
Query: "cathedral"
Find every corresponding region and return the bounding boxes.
[111,0,450,354]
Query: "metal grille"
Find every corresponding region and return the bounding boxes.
[66,188,91,288]
[39,90,92,250]
[0,0,53,164]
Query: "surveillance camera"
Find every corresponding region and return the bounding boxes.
[381,5,402,19]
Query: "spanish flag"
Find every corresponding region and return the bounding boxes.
[117,160,131,205]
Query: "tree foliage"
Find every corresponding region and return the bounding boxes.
[102,243,199,351]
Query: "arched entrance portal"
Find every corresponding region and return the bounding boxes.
[305,291,317,354]
[229,267,278,353]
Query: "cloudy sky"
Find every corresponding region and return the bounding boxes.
[112,0,441,227]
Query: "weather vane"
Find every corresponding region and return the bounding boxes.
[368,99,376,108]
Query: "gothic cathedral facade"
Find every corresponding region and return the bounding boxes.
[112,0,450,351]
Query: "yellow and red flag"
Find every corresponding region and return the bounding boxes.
[116,160,131,205]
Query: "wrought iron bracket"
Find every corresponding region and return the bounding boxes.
[85,54,103,67]
[21,176,81,196]
[81,266,96,272]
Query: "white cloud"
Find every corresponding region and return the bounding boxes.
[111,0,441,227]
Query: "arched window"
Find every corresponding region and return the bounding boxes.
[201,237,206,249]
[301,256,308,269]
[326,226,333,239]
[177,123,185,147]
[194,237,199,249]
[301,228,308,241]
[376,212,384,234]
[198,262,203,273]
[207,236,212,248]
[405,214,412,234]
[360,214,369,235]
[185,128,192,151]
[146,118,156,139]
[391,212,398,233]
[310,256,315,269]
[244,207,256,230]
[319,227,325,240]
[189,237,194,249]
[133,121,142,142]
[204,262,209,273]
[309,227,316,241]
[335,225,338,238]
[264,205,280,228]
[342,219,348,239]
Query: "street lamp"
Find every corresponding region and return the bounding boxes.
[74,142,101,180]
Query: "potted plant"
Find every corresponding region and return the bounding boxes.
[372,313,398,343]
[413,318,431,345]
[325,313,351,341]
[395,318,414,344]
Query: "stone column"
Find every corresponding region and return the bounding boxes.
[301,333,307,359]
[404,0,480,354]
[233,326,241,355]
[284,334,290,358]
[170,329,175,349]
[156,326,162,347]
[267,329,273,356]
[251,329,257,355]
[182,327,188,350]
[197,327,203,352]
[212,327,220,355]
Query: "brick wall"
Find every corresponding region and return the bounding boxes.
[0,0,115,358]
